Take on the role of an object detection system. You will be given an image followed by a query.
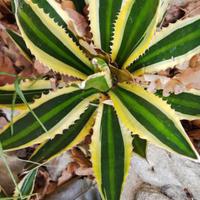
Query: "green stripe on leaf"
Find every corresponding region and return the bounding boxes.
[27,104,97,168]
[91,104,132,200]
[0,80,51,106]
[0,89,49,105]
[113,0,160,67]
[128,16,200,74]
[99,0,122,52]
[31,0,77,42]
[88,0,123,52]
[109,84,198,160]
[0,87,99,151]
[13,169,37,200]
[156,90,200,119]
[132,135,147,159]
[14,0,93,79]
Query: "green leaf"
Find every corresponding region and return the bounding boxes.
[31,0,78,41]
[88,0,123,52]
[0,87,99,151]
[0,80,51,107]
[11,0,16,14]
[81,73,112,92]
[0,72,16,77]
[6,29,33,62]
[0,189,6,198]
[13,169,37,200]
[13,0,93,79]
[128,16,200,75]
[132,135,147,159]
[80,58,112,92]
[156,90,200,120]
[14,78,48,134]
[111,0,160,68]
[0,89,48,105]
[27,103,97,169]
[109,83,199,160]
[90,103,132,200]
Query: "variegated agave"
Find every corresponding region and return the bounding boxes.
[1,0,200,199]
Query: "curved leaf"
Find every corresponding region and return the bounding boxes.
[156,90,200,120]
[128,16,200,75]
[13,169,37,200]
[31,0,78,40]
[109,83,199,160]
[27,103,97,169]
[111,0,160,68]
[13,0,93,79]
[0,80,51,107]
[88,0,123,52]
[132,135,147,159]
[0,87,99,151]
[80,59,112,92]
[90,103,132,200]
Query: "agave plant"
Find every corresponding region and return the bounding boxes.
[1,0,200,199]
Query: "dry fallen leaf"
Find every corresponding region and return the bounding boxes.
[163,0,200,27]
[177,67,200,89]
[71,147,91,168]
[0,52,16,85]
[0,0,12,18]
[46,178,101,200]
[163,5,185,27]
[164,54,200,95]
[46,152,72,181]
[34,169,57,200]
[34,60,50,75]
[61,1,89,38]
[57,163,76,186]
[0,116,7,129]
[142,53,200,96]
[0,153,24,195]
[75,167,93,177]
[188,129,200,140]
[61,0,76,10]
[192,120,200,128]
[182,0,200,18]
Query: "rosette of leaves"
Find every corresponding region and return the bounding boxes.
[1,0,200,199]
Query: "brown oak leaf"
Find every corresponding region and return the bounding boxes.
[0,52,16,85]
